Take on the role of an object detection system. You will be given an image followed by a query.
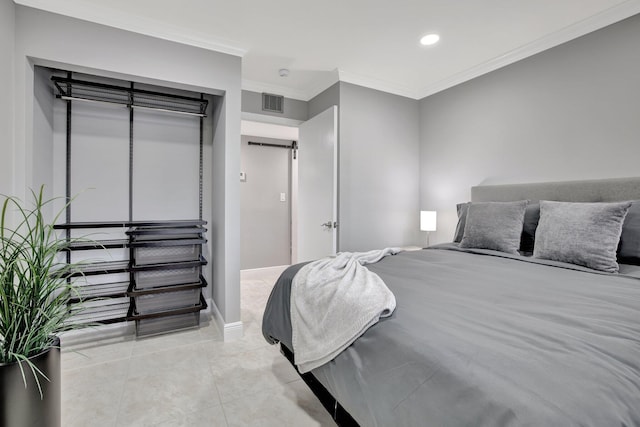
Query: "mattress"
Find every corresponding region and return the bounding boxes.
[262,244,640,426]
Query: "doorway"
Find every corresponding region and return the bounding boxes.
[240,121,298,270]
[240,106,338,271]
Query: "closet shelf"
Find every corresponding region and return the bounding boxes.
[54,219,206,230]
[70,281,130,302]
[57,219,208,332]
[128,294,207,321]
[65,239,129,250]
[63,237,205,251]
[70,260,130,277]
[52,76,208,117]
[128,276,208,297]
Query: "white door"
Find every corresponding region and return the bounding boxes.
[296,106,338,262]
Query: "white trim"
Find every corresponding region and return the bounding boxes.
[330,106,339,255]
[301,69,340,101]
[199,299,213,322]
[338,70,417,100]
[208,298,244,341]
[14,0,246,57]
[291,149,299,265]
[241,112,303,127]
[223,321,244,341]
[416,0,640,99]
[241,0,640,101]
[208,297,225,330]
[241,119,300,139]
[17,0,640,102]
[59,306,214,347]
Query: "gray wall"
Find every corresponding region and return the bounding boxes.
[0,0,15,198]
[12,5,242,326]
[308,82,340,119]
[339,82,421,251]
[32,66,55,206]
[245,80,421,253]
[241,90,308,122]
[240,136,291,269]
[419,13,640,244]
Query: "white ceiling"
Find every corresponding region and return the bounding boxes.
[15,0,640,101]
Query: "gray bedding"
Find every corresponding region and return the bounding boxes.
[262,245,640,427]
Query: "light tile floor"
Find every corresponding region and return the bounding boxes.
[61,267,336,427]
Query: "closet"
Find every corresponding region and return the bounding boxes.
[49,70,211,336]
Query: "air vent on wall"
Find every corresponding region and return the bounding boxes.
[262,93,284,113]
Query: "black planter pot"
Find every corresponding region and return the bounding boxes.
[0,337,61,427]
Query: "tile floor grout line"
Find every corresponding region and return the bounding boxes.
[202,340,231,427]
[112,353,133,427]
[62,270,335,426]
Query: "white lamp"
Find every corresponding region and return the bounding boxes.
[420,210,437,247]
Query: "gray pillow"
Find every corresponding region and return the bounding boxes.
[453,202,470,243]
[534,200,632,273]
[460,200,528,254]
[618,201,640,264]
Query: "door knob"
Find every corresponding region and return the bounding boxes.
[321,221,333,229]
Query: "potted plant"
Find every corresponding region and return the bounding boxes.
[0,187,80,427]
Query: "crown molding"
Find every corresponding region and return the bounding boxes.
[241,79,309,101]
[302,69,341,101]
[337,70,418,99]
[20,0,640,101]
[242,69,340,102]
[243,68,416,102]
[243,0,640,101]
[417,0,640,99]
[14,0,247,57]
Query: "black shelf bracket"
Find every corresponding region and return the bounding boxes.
[52,76,209,117]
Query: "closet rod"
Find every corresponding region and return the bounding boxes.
[52,76,208,117]
[130,105,206,117]
[248,141,295,149]
[53,77,207,103]
[248,140,298,159]
[58,96,207,117]
[59,95,126,108]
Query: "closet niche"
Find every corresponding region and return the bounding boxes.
[39,67,213,337]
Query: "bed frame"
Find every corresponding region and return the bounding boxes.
[471,176,640,203]
[287,176,640,427]
[280,344,359,426]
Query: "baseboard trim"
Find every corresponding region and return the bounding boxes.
[61,305,214,347]
[224,321,244,341]
[60,301,240,345]
[208,298,244,341]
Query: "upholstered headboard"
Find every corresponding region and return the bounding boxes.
[471,177,640,203]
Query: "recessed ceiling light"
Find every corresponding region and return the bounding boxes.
[420,34,440,46]
[279,68,290,77]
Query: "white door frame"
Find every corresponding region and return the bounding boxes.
[240,108,338,266]
[240,117,299,268]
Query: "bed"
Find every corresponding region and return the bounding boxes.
[262,177,640,426]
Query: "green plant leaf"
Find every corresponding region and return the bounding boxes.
[0,186,89,394]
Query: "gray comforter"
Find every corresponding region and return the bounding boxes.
[262,245,640,427]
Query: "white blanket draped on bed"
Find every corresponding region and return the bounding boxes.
[291,248,401,373]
